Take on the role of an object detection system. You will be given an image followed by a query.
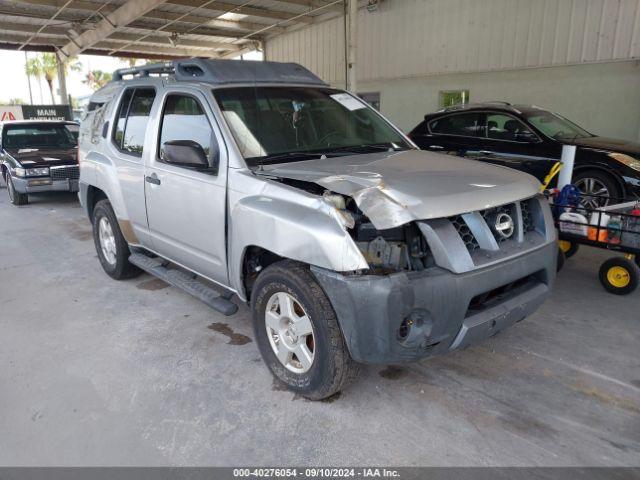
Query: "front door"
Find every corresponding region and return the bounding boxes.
[475,112,558,182]
[144,89,228,285]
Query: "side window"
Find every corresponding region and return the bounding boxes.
[429,113,483,137]
[113,89,133,150]
[112,88,156,156]
[486,113,535,142]
[159,94,214,167]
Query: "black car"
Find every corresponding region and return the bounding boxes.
[0,120,80,206]
[409,102,640,207]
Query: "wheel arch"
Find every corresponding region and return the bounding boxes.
[572,164,626,197]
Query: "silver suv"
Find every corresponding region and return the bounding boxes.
[79,59,557,399]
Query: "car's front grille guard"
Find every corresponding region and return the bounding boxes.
[416,197,546,274]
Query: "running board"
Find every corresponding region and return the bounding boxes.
[129,253,238,316]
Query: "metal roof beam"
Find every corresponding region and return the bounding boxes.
[13,0,284,35]
[270,0,343,12]
[58,0,169,58]
[166,0,313,23]
[0,22,238,51]
[0,9,260,39]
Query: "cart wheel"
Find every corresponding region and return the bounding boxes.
[558,240,579,259]
[556,247,566,272]
[598,257,639,295]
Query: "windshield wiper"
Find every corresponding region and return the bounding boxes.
[248,151,325,167]
[324,143,408,155]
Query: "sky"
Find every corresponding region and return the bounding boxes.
[0,50,134,105]
[0,49,262,106]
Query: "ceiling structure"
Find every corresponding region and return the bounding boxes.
[0,0,345,60]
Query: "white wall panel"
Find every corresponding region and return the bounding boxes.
[265,0,640,83]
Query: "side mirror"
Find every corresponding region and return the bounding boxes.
[515,131,538,143]
[162,139,218,174]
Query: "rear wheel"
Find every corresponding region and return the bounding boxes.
[92,199,141,280]
[558,240,579,259]
[598,257,639,295]
[251,260,359,400]
[7,176,28,206]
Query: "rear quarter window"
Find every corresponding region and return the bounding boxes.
[429,113,483,137]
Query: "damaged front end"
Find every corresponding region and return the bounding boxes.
[257,166,556,365]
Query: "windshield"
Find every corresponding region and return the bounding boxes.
[213,86,411,165]
[2,124,77,149]
[523,111,593,140]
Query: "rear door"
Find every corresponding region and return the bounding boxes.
[144,88,228,285]
[108,86,157,247]
[412,112,485,157]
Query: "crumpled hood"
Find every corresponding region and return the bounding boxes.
[259,149,540,229]
[5,147,78,168]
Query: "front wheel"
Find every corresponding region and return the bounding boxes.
[251,260,359,400]
[7,176,28,206]
[92,199,141,280]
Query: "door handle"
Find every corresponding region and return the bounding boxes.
[145,174,161,185]
[429,145,444,150]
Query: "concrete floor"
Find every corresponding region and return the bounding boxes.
[0,190,639,467]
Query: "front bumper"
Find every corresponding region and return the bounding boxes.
[311,241,556,364]
[11,176,79,194]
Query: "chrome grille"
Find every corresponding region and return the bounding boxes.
[50,166,79,181]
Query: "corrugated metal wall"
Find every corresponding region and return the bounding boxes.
[265,0,640,84]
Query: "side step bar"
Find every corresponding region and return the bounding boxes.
[129,253,238,316]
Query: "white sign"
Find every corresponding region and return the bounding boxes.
[330,93,366,111]
[0,106,24,122]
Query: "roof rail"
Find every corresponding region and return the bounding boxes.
[112,62,174,81]
[111,58,328,86]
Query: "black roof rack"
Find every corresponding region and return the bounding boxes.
[112,58,328,86]
[437,101,520,113]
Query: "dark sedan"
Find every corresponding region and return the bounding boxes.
[409,103,640,206]
[0,120,79,206]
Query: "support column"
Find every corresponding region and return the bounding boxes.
[347,0,357,93]
[56,53,68,106]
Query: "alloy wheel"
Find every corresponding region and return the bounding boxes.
[574,177,610,209]
[98,216,117,266]
[265,291,315,374]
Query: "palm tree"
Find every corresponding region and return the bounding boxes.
[84,70,112,90]
[25,53,81,104]
[25,57,45,103]
[118,57,138,68]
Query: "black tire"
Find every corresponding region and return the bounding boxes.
[573,169,622,206]
[556,247,566,272]
[6,175,28,206]
[598,257,639,295]
[559,240,579,259]
[92,199,142,280]
[251,260,359,400]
